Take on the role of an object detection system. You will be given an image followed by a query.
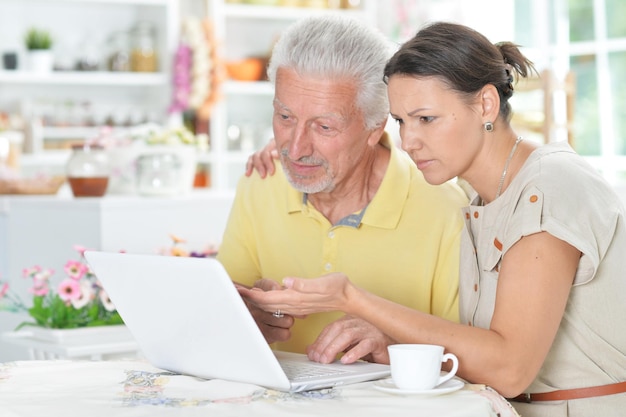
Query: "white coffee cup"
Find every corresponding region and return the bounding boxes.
[387,344,459,390]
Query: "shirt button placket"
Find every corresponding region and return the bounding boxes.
[323,228,338,274]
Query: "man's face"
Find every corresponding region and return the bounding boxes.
[272,68,373,194]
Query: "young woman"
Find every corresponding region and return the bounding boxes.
[240,22,626,417]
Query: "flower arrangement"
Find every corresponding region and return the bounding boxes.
[0,237,216,330]
[159,234,218,258]
[173,17,223,120]
[0,245,122,330]
[140,125,198,146]
[81,123,200,149]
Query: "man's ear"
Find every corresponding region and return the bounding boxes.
[367,120,388,147]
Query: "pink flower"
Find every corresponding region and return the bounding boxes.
[99,288,116,312]
[64,260,88,280]
[57,279,81,302]
[24,267,54,296]
[22,266,42,278]
[32,268,54,282]
[29,279,50,296]
[73,244,89,258]
[71,280,95,309]
[0,282,8,299]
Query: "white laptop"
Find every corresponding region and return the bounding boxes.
[84,251,390,392]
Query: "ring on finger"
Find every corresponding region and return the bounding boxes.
[273,310,284,318]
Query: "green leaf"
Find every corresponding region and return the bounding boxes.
[24,28,52,50]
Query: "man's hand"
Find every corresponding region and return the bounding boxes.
[306,315,394,365]
[237,278,295,344]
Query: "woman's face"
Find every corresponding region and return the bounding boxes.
[387,75,483,185]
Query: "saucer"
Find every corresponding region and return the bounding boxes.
[373,377,464,396]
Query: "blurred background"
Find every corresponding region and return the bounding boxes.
[0,0,624,190]
[0,0,625,363]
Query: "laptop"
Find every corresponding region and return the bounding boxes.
[84,251,390,392]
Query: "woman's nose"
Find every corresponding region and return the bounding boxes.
[400,132,422,153]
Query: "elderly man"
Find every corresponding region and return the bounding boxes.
[216,15,467,364]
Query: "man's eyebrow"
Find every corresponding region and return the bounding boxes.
[273,98,289,111]
[272,98,345,122]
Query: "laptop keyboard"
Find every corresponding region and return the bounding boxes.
[280,360,351,381]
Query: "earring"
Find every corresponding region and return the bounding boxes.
[484,121,494,132]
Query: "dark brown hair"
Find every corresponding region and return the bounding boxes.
[383,22,536,122]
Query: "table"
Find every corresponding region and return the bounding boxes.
[0,359,519,417]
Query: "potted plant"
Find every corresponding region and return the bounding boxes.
[24,28,54,73]
[0,245,123,335]
[0,238,213,347]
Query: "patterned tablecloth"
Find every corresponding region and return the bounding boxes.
[0,359,520,417]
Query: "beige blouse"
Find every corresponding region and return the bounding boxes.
[458,142,626,417]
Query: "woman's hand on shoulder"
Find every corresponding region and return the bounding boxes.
[245,138,279,178]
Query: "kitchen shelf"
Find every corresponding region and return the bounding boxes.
[222,3,370,20]
[39,126,120,140]
[0,0,178,180]
[0,71,168,86]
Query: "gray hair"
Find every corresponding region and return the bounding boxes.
[267,15,393,130]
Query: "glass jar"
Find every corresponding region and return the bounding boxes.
[75,35,100,71]
[130,22,158,72]
[136,153,181,196]
[66,144,110,197]
[107,31,131,72]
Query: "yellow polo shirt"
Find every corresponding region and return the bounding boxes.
[217,138,468,353]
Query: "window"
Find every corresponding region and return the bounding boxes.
[515,0,626,184]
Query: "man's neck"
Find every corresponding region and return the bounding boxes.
[307,144,390,225]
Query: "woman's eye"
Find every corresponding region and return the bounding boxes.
[393,117,403,125]
[420,116,434,123]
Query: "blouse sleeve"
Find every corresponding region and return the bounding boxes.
[501,183,619,287]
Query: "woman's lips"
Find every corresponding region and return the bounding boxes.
[415,159,434,171]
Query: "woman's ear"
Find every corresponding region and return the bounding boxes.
[480,84,500,123]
